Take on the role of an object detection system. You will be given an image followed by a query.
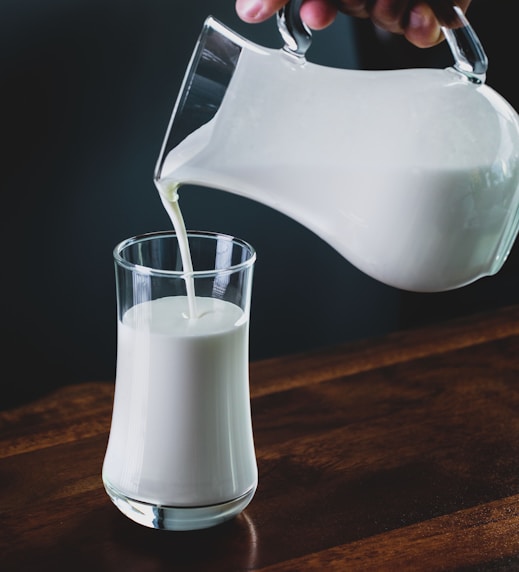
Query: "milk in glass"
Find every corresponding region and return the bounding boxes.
[103,296,256,507]
[103,184,257,529]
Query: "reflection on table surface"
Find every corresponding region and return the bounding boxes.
[2,305,519,571]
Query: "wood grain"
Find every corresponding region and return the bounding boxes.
[1,305,519,571]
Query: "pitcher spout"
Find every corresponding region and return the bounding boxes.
[154,17,247,183]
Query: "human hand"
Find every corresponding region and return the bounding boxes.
[235,0,473,48]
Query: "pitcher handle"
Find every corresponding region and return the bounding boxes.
[441,4,488,83]
[277,0,312,58]
[277,1,487,81]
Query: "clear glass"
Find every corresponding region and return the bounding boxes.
[103,231,257,531]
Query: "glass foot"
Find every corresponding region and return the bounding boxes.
[103,480,256,531]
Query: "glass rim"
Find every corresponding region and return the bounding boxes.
[113,230,256,278]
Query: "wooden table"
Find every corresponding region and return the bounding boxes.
[2,305,519,571]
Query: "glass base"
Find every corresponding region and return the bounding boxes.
[103,480,256,531]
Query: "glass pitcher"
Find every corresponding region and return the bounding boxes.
[154,1,519,292]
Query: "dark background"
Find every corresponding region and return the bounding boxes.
[2,0,517,409]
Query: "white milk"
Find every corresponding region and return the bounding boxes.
[103,295,257,506]
[157,50,519,292]
[157,185,198,318]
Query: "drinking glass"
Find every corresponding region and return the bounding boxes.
[102,230,257,531]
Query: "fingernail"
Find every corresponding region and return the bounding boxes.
[237,0,265,21]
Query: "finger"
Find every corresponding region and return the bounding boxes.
[404,0,472,48]
[405,2,443,48]
[300,0,338,30]
[368,0,411,34]
[235,0,286,23]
